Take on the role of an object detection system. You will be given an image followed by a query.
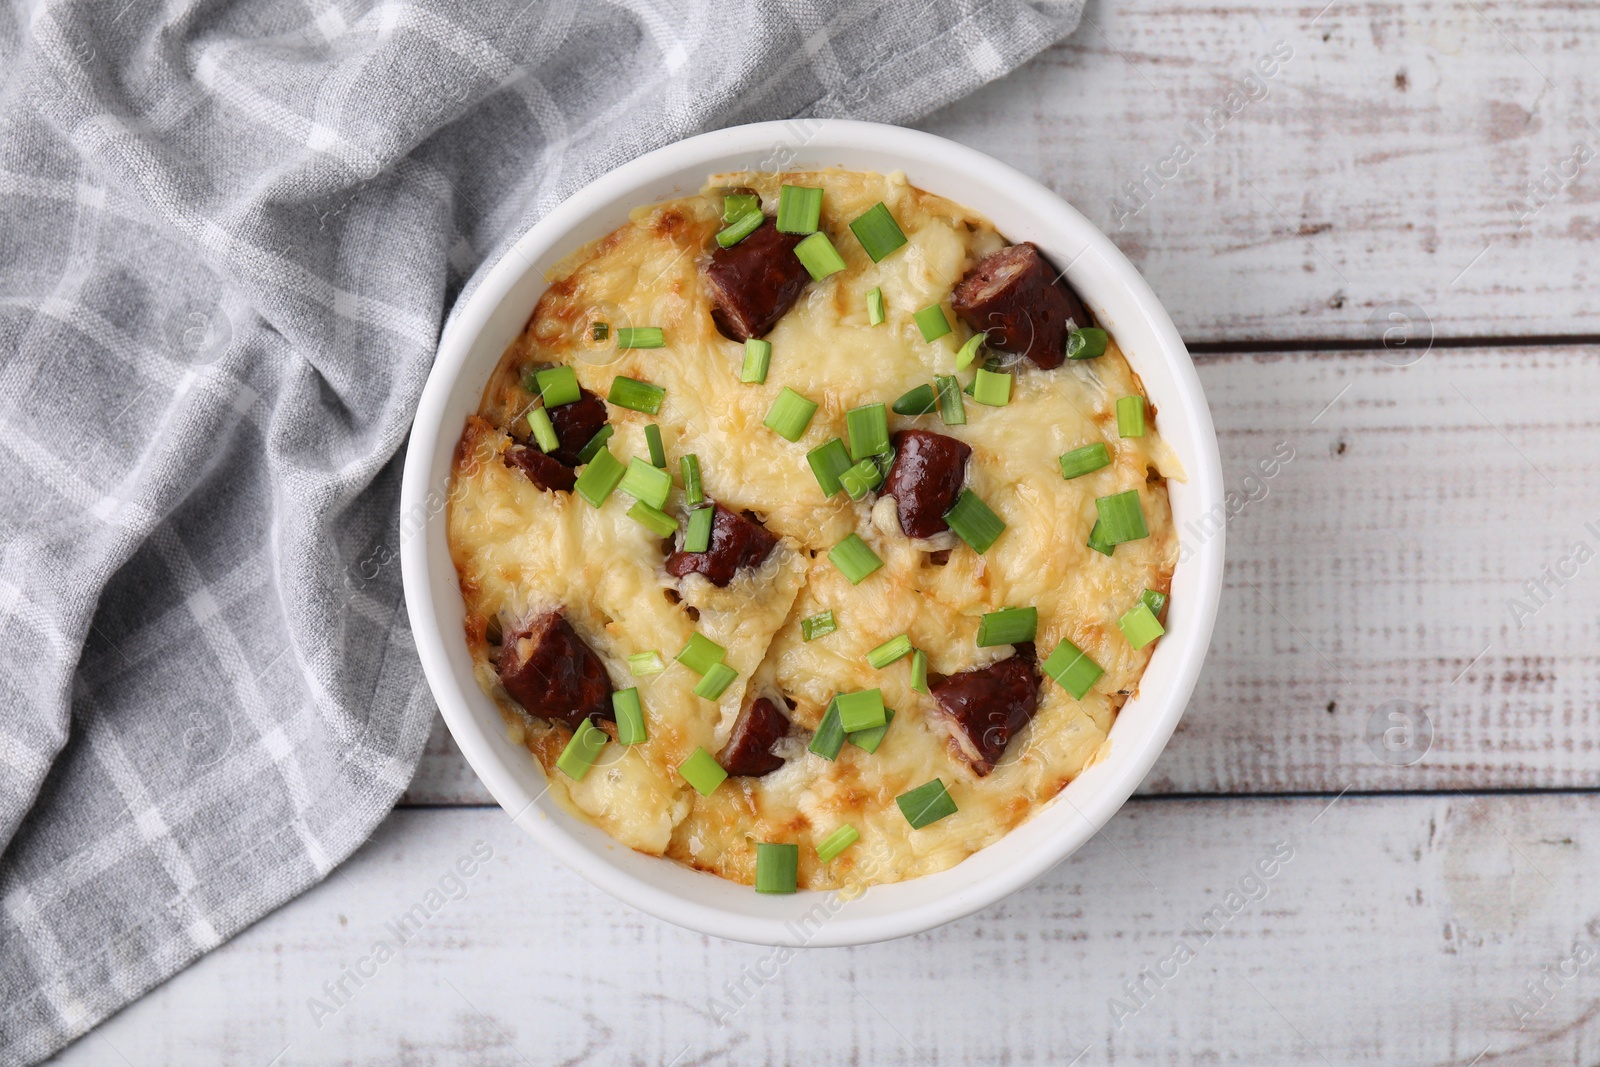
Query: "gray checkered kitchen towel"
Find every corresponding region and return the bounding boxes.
[0,0,1081,1060]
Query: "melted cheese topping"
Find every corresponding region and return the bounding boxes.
[447,168,1180,890]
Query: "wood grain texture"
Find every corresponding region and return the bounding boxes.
[403,344,1600,803]
[916,0,1600,343]
[47,799,1600,1066]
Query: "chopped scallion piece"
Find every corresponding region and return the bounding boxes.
[848,202,908,261]
[573,448,626,507]
[684,504,714,552]
[764,387,818,441]
[847,708,894,754]
[1042,639,1104,699]
[1067,326,1108,360]
[776,185,823,234]
[521,371,539,394]
[793,231,847,280]
[677,747,727,796]
[535,366,580,407]
[839,457,883,500]
[526,406,559,452]
[619,457,671,509]
[1118,602,1165,650]
[943,489,1005,553]
[556,718,607,780]
[616,326,665,350]
[644,423,667,468]
[835,688,886,733]
[893,384,937,416]
[1142,588,1169,617]
[1096,490,1149,543]
[815,824,859,863]
[867,634,913,669]
[675,633,726,674]
[896,779,957,829]
[613,687,647,745]
[681,453,703,504]
[754,841,799,893]
[809,698,845,759]
[913,303,952,342]
[976,607,1038,647]
[806,438,853,497]
[1086,519,1115,557]
[801,610,837,641]
[972,367,1011,407]
[846,402,890,461]
[1059,443,1111,480]
[716,209,765,248]
[627,650,665,676]
[955,332,986,371]
[935,374,966,425]
[910,648,929,693]
[628,500,677,537]
[828,533,883,584]
[741,337,772,384]
[592,322,610,342]
[694,661,737,700]
[575,424,614,464]
[608,375,665,414]
[723,193,759,224]
[866,286,886,325]
[1116,395,1146,437]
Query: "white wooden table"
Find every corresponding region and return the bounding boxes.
[53,2,1600,1062]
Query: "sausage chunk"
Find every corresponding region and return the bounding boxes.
[665,504,779,587]
[546,387,608,467]
[883,430,972,539]
[717,697,790,776]
[950,243,1091,371]
[703,217,811,341]
[505,444,577,493]
[497,611,614,729]
[928,654,1039,776]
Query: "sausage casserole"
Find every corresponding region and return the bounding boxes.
[447,169,1181,893]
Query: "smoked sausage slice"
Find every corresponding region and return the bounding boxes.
[717,697,790,777]
[505,445,577,493]
[665,504,779,587]
[703,217,811,341]
[950,243,1091,371]
[882,430,971,539]
[498,611,614,729]
[546,387,608,467]
[928,654,1040,776]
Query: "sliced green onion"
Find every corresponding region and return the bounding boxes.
[616,326,665,350]
[867,634,913,669]
[896,779,957,829]
[628,650,665,676]
[976,606,1038,647]
[592,322,610,342]
[681,454,703,504]
[1059,443,1111,480]
[613,687,647,745]
[944,490,1005,553]
[741,338,772,384]
[644,423,667,468]
[847,708,894,754]
[913,303,952,342]
[556,718,607,780]
[575,424,614,465]
[893,384,937,416]
[1119,602,1165,650]
[684,504,714,552]
[835,688,886,733]
[1086,519,1115,557]
[723,193,759,223]
[1116,395,1146,437]
[628,500,677,537]
[677,747,727,796]
[910,649,929,693]
[1067,326,1108,360]
[776,185,823,234]
[848,202,907,261]
[619,457,671,509]
[754,842,799,893]
[716,209,764,248]
[521,371,540,394]
[608,376,664,414]
[815,824,859,863]
[793,231,847,280]
[846,402,890,461]
[1042,639,1104,699]
[839,457,883,500]
[1142,588,1169,617]
[808,698,845,759]
[829,534,883,584]
[1096,490,1149,543]
[801,610,837,641]
[867,286,886,325]
[935,374,966,426]
[535,366,580,407]
[675,632,726,674]
[764,387,818,441]
[972,368,1011,407]
[527,407,559,452]
[694,661,738,700]
[955,332,986,371]
[806,438,853,497]
[573,448,626,507]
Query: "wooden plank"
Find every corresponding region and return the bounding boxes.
[48,797,1600,1066]
[916,0,1600,343]
[404,345,1600,803]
